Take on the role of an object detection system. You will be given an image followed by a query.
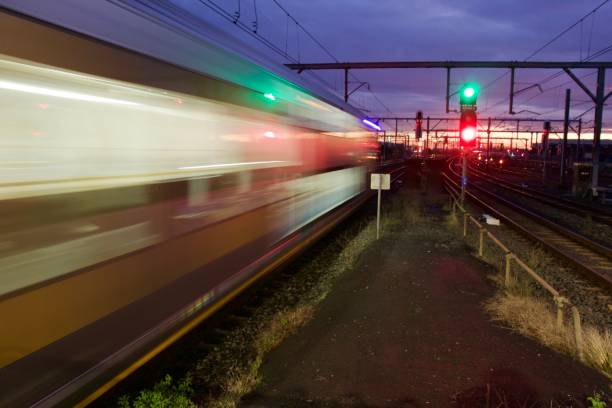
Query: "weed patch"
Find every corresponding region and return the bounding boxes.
[117,375,195,408]
[447,207,612,380]
[117,204,382,407]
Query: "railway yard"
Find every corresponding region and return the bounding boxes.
[2,3,612,408]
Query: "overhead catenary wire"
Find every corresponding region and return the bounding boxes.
[196,0,344,92]
[199,0,393,114]
[480,0,610,102]
[523,0,609,61]
[587,12,596,57]
[270,0,393,114]
[485,41,612,115]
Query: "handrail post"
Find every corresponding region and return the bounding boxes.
[504,252,513,286]
[571,306,584,362]
[554,296,566,330]
[478,227,485,257]
[463,211,468,237]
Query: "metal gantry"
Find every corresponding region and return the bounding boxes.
[287,60,612,189]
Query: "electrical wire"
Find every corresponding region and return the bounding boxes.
[200,0,392,114]
[481,0,610,96]
[587,12,595,57]
[524,0,609,61]
[481,39,612,115]
[272,0,393,114]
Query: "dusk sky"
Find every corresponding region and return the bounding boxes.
[176,0,612,137]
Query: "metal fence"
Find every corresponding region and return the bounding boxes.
[444,177,585,362]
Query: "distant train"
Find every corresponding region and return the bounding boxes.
[0,7,382,407]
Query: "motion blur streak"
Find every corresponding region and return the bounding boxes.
[0,53,368,366]
[0,79,139,105]
[0,7,377,407]
[177,160,286,170]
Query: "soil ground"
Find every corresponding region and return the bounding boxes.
[241,168,610,408]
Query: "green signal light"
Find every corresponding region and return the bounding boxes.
[263,93,276,101]
[459,82,480,107]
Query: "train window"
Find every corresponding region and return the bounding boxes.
[188,177,209,206]
[236,171,252,194]
[209,172,238,192]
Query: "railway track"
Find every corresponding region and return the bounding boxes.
[444,160,612,289]
[490,161,612,190]
[469,162,612,227]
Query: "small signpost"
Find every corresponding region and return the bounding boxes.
[370,173,390,239]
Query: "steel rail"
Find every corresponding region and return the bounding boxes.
[468,164,612,226]
[443,164,612,288]
[450,161,612,259]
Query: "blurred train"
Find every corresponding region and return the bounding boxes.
[0,4,388,407]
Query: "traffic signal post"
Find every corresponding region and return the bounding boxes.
[458,83,479,205]
[461,152,467,205]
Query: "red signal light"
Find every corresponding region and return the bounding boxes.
[459,110,478,149]
[461,127,476,142]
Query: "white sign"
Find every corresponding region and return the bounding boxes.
[370,173,390,190]
[483,214,500,226]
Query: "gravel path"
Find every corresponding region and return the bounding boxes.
[242,185,609,408]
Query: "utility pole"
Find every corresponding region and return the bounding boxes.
[577,118,582,161]
[486,117,491,163]
[514,119,519,151]
[561,88,570,185]
[542,122,551,182]
[395,119,398,144]
[382,131,386,163]
[425,116,430,152]
[592,67,605,190]
[343,68,348,103]
[461,153,467,204]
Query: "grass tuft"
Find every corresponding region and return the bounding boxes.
[208,305,316,407]
[485,293,574,355]
[583,326,612,376]
[255,305,315,356]
[448,199,611,379]
[485,292,612,379]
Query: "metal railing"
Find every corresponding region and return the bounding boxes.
[444,177,585,361]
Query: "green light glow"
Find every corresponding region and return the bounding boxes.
[263,93,276,101]
[463,88,475,98]
[459,82,480,106]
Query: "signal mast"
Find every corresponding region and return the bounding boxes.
[458,83,479,204]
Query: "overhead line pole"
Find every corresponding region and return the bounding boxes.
[577,118,582,160]
[487,117,492,163]
[426,116,430,151]
[343,68,348,103]
[509,67,516,114]
[592,68,606,190]
[445,67,451,113]
[561,89,571,185]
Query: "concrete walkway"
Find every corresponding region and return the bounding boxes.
[242,188,609,408]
